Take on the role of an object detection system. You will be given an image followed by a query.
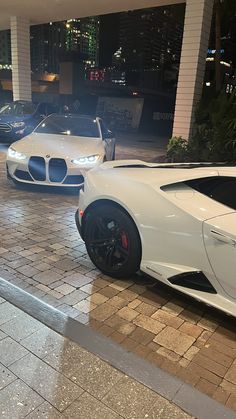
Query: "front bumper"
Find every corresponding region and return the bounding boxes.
[6,157,86,188]
[0,128,27,143]
[6,153,104,187]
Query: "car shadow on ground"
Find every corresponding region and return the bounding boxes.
[134,271,236,329]
[8,178,81,196]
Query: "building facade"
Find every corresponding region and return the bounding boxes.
[0,30,11,69]
[65,17,99,67]
[117,5,184,88]
[0,16,99,75]
[30,22,65,74]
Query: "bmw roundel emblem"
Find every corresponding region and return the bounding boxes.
[46,155,50,158]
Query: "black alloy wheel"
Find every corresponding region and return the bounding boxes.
[83,204,141,278]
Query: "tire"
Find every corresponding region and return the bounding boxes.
[83,204,141,278]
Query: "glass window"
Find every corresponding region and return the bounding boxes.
[46,103,59,115]
[186,176,236,210]
[37,103,47,115]
[100,120,113,139]
[35,115,100,138]
[0,102,36,116]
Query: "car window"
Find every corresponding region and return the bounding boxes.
[46,103,58,115]
[35,115,100,138]
[186,176,236,210]
[0,102,36,116]
[22,103,36,114]
[100,120,113,139]
[37,103,47,115]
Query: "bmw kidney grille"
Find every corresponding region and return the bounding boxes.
[28,156,68,183]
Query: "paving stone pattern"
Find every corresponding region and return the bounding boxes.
[1,150,236,411]
[0,298,192,418]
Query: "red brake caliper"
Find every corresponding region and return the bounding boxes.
[121,231,129,249]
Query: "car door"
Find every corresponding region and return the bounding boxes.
[203,213,236,298]
[100,120,115,160]
[200,175,236,299]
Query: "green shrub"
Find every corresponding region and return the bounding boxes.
[192,89,236,162]
[168,89,236,163]
[167,136,188,162]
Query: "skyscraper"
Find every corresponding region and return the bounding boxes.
[0,16,99,76]
[0,30,11,68]
[30,22,65,73]
[29,17,99,73]
[65,17,99,67]
[118,5,184,87]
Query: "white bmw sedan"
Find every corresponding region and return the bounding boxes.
[6,114,115,187]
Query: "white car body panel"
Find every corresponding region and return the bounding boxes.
[203,213,236,299]
[6,116,115,187]
[13,133,105,158]
[77,160,236,317]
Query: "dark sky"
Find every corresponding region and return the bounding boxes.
[99,13,120,67]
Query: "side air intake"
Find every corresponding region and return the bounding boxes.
[168,271,217,294]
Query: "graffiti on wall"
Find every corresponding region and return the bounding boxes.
[96,97,144,132]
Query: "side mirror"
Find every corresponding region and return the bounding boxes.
[104,130,114,140]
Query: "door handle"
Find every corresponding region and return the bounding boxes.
[210,230,236,246]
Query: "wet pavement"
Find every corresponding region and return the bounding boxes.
[0,299,193,418]
[0,138,236,413]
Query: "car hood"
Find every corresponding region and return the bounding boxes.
[91,160,222,187]
[0,115,31,124]
[11,133,104,159]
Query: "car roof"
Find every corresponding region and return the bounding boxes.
[50,113,98,120]
[11,100,55,106]
[12,100,34,104]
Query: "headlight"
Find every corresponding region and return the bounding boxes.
[11,122,25,128]
[71,154,100,165]
[8,147,27,160]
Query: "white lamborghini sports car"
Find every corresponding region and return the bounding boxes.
[6,114,115,187]
[75,160,236,317]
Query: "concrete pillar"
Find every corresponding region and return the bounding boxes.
[10,17,31,101]
[173,0,214,139]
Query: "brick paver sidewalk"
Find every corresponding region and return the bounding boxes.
[0,298,191,418]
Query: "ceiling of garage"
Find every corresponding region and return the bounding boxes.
[0,0,184,30]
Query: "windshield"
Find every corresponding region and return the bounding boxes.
[0,102,36,116]
[35,115,100,138]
